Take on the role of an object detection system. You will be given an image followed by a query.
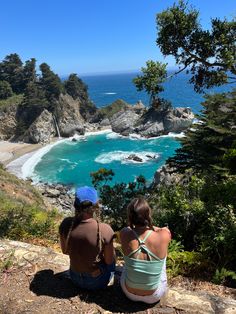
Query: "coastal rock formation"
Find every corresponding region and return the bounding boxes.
[153,165,182,186]
[126,154,143,162]
[0,239,236,314]
[0,103,17,140]
[22,109,55,144]
[110,110,140,136]
[109,106,194,138]
[36,183,74,214]
[163,107,194,133]
[55,94,85,137]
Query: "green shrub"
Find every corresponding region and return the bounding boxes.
[0,194,59,242]
[212,268,236,286]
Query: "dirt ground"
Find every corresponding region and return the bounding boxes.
[0,262,177,314]
[1,259,236,314]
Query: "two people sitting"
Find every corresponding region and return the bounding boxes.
[59,186,171,304]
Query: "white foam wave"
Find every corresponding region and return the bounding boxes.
[59,158,78,166]
[6,139,64,181]
[107,131,185,141]
[129,133,146,140]
[106,132,123,140]
[21,140,64,180]
[158,132,186,139]
[103,92,117,95]
[95,151,159,164]
[84,129,112,137]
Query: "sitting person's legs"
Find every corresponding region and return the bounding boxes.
[70,262,115,290]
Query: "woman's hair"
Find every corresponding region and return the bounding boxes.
[65,200,103,260]
[127,197,154,230]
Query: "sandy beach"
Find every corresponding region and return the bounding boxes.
[0,141,43,166]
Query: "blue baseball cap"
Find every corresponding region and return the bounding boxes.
[75,186,98,205]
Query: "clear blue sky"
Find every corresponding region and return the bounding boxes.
[0,0,235,75]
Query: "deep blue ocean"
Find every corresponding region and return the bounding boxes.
[81,71,231,113]
[29,72,233,187]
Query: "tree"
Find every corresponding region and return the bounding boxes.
[90,169,147,229]
[133,60,168,108]
[39,63,63,101]
[168,90,236,175]
[0,53,24,93]
[64,73,88,101]
[23,58,37,88]
[156,0,236,92]
[23,81,48,108]
[64,73,97,119]
[0,81,13,99]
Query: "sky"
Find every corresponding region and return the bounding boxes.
[0,0,235,75]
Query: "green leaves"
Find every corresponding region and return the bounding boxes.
[156,0,236,91]
[168,90,236,175]
[90,169,147,229]
[133,60,167,106]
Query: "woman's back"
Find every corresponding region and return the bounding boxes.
[122,229,166,291]
[121,227,170,261]
[60,217,114,273]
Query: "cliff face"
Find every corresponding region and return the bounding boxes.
[0,93,87,143]
[0,103,18,140]
[22,109,56,144]
[55,94,85,137]
[0,94,195,143]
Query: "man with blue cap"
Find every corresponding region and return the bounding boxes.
[59,186,115,290]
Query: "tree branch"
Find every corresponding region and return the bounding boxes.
[184,47,227,68]
[166,63,190,79]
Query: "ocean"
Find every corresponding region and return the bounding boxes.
[20,72,233,187]
[81,71,231,112]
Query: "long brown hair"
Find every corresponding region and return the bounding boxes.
[127,197,154,230]
[65,200,103,261]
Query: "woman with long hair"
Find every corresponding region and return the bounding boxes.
[120,197,171,304]
[59,186,115,290]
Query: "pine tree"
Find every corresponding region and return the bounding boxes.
[0,81,13,99]
[22,58,37,89]
[39,63,63,101]
[0,53,24,94]
[168,90,236,175]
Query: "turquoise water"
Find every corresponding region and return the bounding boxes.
[33,132,181,187]
[32,72,234,187]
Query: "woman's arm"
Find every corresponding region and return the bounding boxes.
[59,233,69,255]
[103,241,116,265]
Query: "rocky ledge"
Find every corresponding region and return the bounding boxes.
[109,105,194,137]
[0,239,235,314]
[36,183,74,214]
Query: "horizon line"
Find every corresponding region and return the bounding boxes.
[61,66,179,78]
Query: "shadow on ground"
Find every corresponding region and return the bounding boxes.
[30,269,159,313]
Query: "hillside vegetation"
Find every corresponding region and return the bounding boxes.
[0,164,62,245]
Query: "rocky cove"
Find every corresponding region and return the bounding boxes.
[0,94,194,143]
[0,93,194,209]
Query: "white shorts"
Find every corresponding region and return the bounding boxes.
[120,260,167,304]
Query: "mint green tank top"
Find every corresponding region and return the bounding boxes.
[124,230,166,290]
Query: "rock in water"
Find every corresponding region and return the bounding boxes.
[127,154,143,162]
